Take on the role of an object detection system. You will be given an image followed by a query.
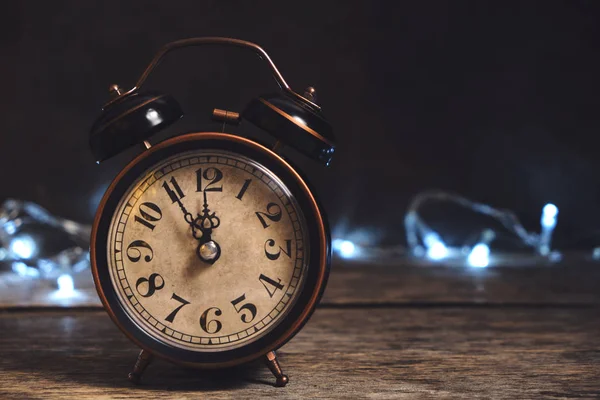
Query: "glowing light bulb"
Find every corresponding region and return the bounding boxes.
[539,203,558,256]
[12,261,40,278]
[56,274,75,298]
[427,242,448,260]
[423,232,448,260]
[9,235,36,259]
[339,240,356,258]
[541,203,558,229]
[4,221,18,235]
[145,108,162,126]
[468,243,490,268]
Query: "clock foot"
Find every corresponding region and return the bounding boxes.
[264,351,289,387]
[128,349,154,385]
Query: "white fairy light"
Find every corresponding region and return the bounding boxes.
[539,203,558,256]
[56,274,75,298]
[9,235,36,259]
[467,243,490,268]
[332,238,357,258]
[404,191,565,267]
[11,261,40,278]
[340,241,356,258]
[423,232,448,260]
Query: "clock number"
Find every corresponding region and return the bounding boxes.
[259,274,285,298]
[264,239,292,261]
[162,177,185,203]
[236,179,252,200]
[165,293,190,323]
[135,273,164,298]
[255,203,282,229]
[126,240,154,262]
[231,294,257,323]
[196,167,223,192]
[134,202,162,231]
[199,307,222,334]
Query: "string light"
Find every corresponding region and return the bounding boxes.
[405,191,561,267]
[55,274,76,298]
[9,235,36,259]
[423,232,448,260]
[332,238,357,258]
[467,243,490,268]
[539,203,558,256]
[11,261,40,278]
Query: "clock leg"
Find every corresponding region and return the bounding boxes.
[128,349,154,384]
[264,351,289,387]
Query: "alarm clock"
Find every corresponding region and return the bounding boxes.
[89,37,334,387]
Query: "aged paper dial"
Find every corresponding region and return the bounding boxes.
[107,150,308,351]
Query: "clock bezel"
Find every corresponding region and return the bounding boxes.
[91,132,330,368]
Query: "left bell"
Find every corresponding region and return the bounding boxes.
[89,91,183,162]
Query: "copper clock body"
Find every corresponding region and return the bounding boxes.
[91,132,330,369]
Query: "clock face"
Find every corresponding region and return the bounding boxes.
[106,150,309,352]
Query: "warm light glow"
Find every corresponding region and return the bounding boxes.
[145,108,162,126]
[9,235,36,259]
[468,243,490,268]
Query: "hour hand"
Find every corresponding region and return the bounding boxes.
[174,198,202,238]
[195,193,222,264]
[198,191,221,234]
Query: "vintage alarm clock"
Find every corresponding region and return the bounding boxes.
[89,37,334,387]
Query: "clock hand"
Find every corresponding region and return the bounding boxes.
[195,191,222,264]
[171,196,205,240]
[196,191,221,239]
[202,191,221,229]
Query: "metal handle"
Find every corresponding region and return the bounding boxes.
[138,37,291,90]
[105,37,293,108]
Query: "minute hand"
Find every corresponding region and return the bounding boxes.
[170,196,203,239]
[195,191,222,264]
[196,191,221,243]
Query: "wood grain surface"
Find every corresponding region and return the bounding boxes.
[1,264,599,398]
[323,263,600,306]
[1,307,599,399]
[2,262,599,308]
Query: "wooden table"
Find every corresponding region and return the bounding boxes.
[1,262,599,399]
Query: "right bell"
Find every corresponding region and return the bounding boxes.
[242,88,335,166]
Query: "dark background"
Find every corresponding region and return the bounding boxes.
[2,1,599,249]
